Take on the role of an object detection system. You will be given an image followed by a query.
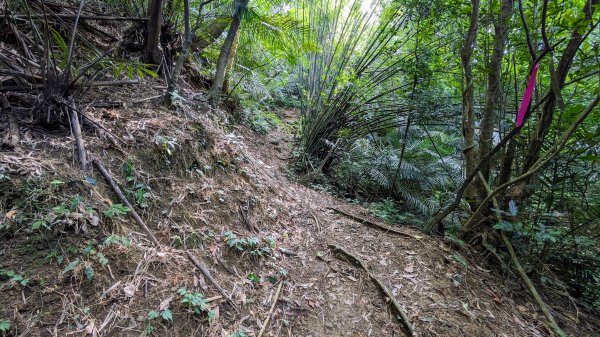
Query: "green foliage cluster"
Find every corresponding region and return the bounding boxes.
[223,231,276,258]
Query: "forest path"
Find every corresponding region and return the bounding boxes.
[237,108,550,337]
[1,99,588,336]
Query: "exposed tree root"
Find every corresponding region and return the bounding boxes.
[328,244,416,337]
[92,158,161,247]
[327,207,421,240]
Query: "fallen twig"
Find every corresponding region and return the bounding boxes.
[92,158,161,247]
[327,207,421,240]
[258,281,284,337]
[309,211,321,233]
[185,250,240,313]
[328,244,415,337]
[278,247,297,256]
[67,97,88,170]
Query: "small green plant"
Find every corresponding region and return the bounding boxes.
[61,239,124,281]
[123,161,151,208]
[103,235,131,248]
[0,167,10,181]
[177,287,218,322]
[0,319,10,335]
[178,287,208,314]
[0,269,29,286]
[369,199,405,224]
[103,204,130,219]
[145,308,172,336]
[223,231,275,258]
[154,135,178,163]
[30,195,92,231]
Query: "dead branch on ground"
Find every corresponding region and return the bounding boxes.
[257,281,283,337]
[92,158,161,247]
[66,96,88,170]
[185,250,240,313]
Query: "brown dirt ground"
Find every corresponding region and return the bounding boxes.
[1,82,599,337]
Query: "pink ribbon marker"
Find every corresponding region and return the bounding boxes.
[516,62,540,127]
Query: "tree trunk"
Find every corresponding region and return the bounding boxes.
[209,0,248,102]
[145,0,164,65]
[478,0,513,183]
[460,0,480,206]
[522,0,598,174]
[222,28,241,93]
[164,0,192,106]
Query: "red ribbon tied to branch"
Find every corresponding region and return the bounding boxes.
[516,62,540,127]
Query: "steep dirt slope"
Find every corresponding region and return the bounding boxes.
[0,84,598,337]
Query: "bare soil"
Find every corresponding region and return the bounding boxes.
[0,82,598,337]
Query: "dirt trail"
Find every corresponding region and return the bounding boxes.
[1,89,598,337]
[237,110,571,337]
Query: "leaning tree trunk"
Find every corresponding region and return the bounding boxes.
[145,0,164,65]
[222,28,241,93]
[209,0,248,102]
[478,0,513,184]
[460,0,480,207]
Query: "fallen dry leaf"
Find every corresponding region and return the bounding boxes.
[5,210,17,220]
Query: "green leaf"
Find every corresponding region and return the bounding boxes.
[147,310,159,320]
[103,204,131,218]
[247,273,260,283]
[140,66,159,78]
[208,308,217,325]
[145,323,155,335]
[230,328,246,337]
[84,265,94,281]
[50,179,65,185]
[177,287,187,296]
[0,319,10,332]
[53,206,71,215]
[31,219,47,230]
[96,252,109,267]
[160,309,172,321]
[62,259,80,274]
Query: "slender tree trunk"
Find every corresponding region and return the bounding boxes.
[478,0,513,183]
[209,0,248,102]
[145,0,164,65]
[164,0,192,106]
[222,28,241,93]
[460,0,480,206]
